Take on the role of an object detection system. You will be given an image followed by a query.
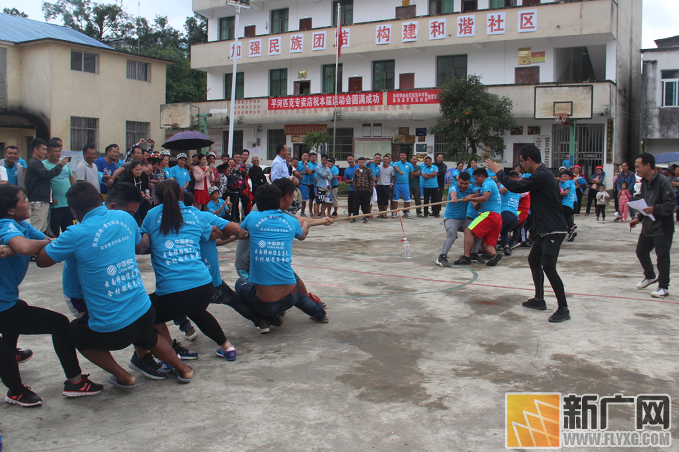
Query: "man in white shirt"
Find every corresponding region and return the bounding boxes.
[270,144,291,182]
[0,165,7,184]
[75,144,100,193]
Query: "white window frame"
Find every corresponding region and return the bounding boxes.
[662,79,679,107]
[71,50,98,74]
[127,60,150,82]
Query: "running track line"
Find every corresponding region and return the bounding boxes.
[218,255,679,305]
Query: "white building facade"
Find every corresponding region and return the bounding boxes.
[641,35,679,156]
[167,0,641,180]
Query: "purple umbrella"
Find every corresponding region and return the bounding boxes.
[162,131,214,151]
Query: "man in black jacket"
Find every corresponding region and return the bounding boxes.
[24,138,70,234]
[434,153,448,217]
[630,153,676,298]
[485,145,570,323]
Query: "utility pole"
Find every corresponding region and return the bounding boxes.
[226,0,251,157]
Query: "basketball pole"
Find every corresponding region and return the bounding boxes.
[569,118,577,167]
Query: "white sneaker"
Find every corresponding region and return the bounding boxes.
[636,277,658,289]
[651,287,669,298]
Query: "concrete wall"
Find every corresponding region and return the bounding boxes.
[641,51,679,141]
[644,138,679,155]
[17,42,167,153]
[0,128,36,161]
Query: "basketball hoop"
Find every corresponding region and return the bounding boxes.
[554,113,569,125]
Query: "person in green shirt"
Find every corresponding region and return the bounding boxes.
[43,141,75,237]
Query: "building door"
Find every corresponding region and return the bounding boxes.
[299,18,312,30]
[513,143,533,168]
[294,81,311,95]
[399,73,415,90]
[349,76,362,92]
[552,124,605,175]
[293,143,308,160]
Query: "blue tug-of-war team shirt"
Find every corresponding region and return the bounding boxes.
[45,207,151,333]
[241,210,303,287]
[0,219,45,312]
[198,211,229,287]
[141,202,212,296]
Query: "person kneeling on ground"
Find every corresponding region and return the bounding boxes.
[237,182,328,327]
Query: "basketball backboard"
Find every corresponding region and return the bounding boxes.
[534,85,593,120]
[160,103,192,129]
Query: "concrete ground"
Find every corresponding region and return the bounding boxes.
[1,200,679,452]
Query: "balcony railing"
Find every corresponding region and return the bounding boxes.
[192,0,616,71]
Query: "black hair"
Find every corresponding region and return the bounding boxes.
[82,143,96,154]
[470,158,478,164]
[357,157,366,161]
[384,153,391,159]
[255,184,282,211]
[321,154,329,160]
[4,146,18,152]
[196,154,207,163]
[425,156,432,162]
[560,170,573,177]
[0,185,23,218]
[183,191,196,207]
[374,153,382,157]
[276,144,287,155]
[346,155,354,159]
[47,141,61,150]
[50,137,62,143]
[66,182,103,216]
[241,149,250,155]
[221,154,229,159]
[309,152,317,157]
[106,182,143,208]
[637,152,656,168]
[508,171,521,178]
[300,151,309,156]
[155,179,184,235]
[472,168,488,177]
[458,171,470,181]
[273,177,296,197]
[436,153,445,159]
[519,145,542,164]
[399,151,407,156]
[130,145,142,155]
[329,157,336,163]
[125,160,142,178]
[105,144,118,154]
[31,138,48,151]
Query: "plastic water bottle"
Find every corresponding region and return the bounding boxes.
[402,238,412,258]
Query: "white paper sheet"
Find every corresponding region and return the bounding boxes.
[627,199,656,221]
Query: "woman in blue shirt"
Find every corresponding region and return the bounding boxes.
[139,180,237,361]
[0,185,103,406]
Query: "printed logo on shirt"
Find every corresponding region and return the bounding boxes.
[165,240,174,249]
[258,240,267,248]
[107,265,117,276]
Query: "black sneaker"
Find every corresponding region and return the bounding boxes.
[470,253,486,264]
[268,315,285,327]
[6,386,42,407]
[548,307,571,323]
[503,246,512,256]
[486,253,503,267]
[363,217,369,223]
[567,232,577,242]
[453,256,472,266]
[256,321,270,334]
[350,219,357,223]
[63,374,104,398]
[14,348,33,364]
[129,353,170,380]
[173,340,198,360]
[436,254,452,267]
[522,298,547,310]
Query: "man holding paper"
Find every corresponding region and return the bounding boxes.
[630,153,676,298]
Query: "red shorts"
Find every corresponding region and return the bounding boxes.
[517,211,529,225]
[468,211,502,247]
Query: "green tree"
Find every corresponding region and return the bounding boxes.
[3,8,29,17]
[431,75,515,162]
[42,0,133,43]
[304,131,331,153]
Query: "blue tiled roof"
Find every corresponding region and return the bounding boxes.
[0,14,112,49]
